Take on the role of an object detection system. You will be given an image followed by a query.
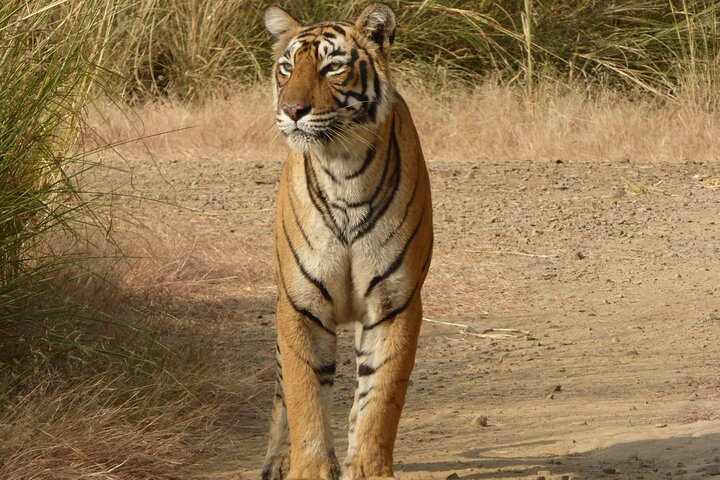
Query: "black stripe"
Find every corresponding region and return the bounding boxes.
[276,251,336,336]
[321,164,339,182]
[359,398,373,412]
[339,49,359,87]
[358,60,368,96]
[364,117,394,204]
[282,221,332,302]
[304,153,344,242]
[369,57,382,121]
[287,187,313,249]
[358,363,376,376]
[346,145,376,179]
[331,25,346,35]
[358,388,373,399]
[319,378,334,386]
[362,251,429,332]
[351,118,402,243]
[348,36,381,121]
[381,170,421,246]
[315,363,336,376]
[365,208,425,297]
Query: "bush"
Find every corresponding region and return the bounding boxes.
[100,0,719,103]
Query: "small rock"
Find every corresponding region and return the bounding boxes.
[471,415,488,427]
[575,251,586,260]
[602,466,619,474]
[705,464,720,475]
[554,384,562,392]
[547,393,555,400]
[446,474,460,480]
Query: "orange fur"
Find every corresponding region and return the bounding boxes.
[262,5,433,480]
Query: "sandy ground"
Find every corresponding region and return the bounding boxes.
[102,128,720,479]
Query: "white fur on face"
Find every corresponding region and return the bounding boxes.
[272,33,390,159]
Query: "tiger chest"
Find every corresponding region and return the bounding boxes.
[282,154,423,325]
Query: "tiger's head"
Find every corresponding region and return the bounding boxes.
[264,3,396,155]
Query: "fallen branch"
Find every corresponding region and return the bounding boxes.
[422,317,531,339]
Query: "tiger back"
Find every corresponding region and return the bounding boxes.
[262,4,433,480]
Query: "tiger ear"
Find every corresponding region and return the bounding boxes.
[264,6,301,41]
[355,3,396,54]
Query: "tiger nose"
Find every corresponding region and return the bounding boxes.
[282,103,311,122]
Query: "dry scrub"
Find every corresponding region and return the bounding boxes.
[90,83,720,164]
[0,228,252,479]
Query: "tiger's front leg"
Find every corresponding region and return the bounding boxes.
[342,297,424,480]
[261,345,291,480]
[272,296,341,480]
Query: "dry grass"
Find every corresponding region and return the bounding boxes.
[8,79,720,480]
[89,82,720,164]
[0,225,264,479]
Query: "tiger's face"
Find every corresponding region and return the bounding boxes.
[264,4,396,154]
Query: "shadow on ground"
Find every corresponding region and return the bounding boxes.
[396,433,720,479]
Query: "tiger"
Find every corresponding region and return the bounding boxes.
[261,4,433,480]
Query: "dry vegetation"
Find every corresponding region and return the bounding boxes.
[2,0,720,479]
[92,82,720,164]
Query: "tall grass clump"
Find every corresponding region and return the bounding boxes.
[0,1,109,328]
[1,3,227,478]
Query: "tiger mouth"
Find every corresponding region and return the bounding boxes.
[284,123,339,144]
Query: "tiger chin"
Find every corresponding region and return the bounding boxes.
[261,4,433,480]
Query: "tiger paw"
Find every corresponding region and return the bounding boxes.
[285,458,340,480]
[341,458,394,480]
[261,454,290,480]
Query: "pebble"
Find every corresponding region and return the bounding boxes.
[471,415,488,427]
[446,474,460,480]
[602,466,619,474]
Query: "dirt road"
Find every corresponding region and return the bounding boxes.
[108,140,720,479]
